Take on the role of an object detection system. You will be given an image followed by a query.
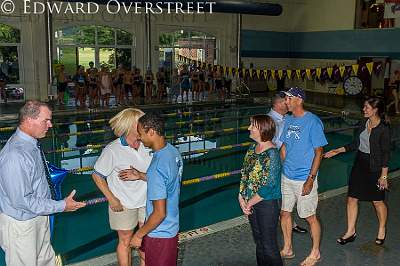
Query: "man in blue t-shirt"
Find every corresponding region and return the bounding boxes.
[279,87,327,266]
[128,113,183,266]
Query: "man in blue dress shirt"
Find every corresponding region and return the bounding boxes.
[0,100,86,266]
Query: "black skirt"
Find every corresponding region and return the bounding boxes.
[348,151,385,201]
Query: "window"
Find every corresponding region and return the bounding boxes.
[55,26,135,75]
[0,23,23,101]
[159,29,218,83]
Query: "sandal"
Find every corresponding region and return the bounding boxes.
[300,256,321,266]
[280,251,295,259]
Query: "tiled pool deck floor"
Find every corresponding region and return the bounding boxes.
[73,172,400,266]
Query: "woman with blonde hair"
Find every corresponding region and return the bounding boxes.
[92,108,152,266]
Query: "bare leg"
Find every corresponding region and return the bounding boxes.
[393,90,399,113]
[116,230,134,266]
[137,222,146,266]
[372,200,387,240]
[304,215,321,259]
[280,210,294,256]
[342,196,358,238]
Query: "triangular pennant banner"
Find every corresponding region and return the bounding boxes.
[223,66,227,76]
[242,68,246,78]
[353,64,360,76]
[271,70,275,80]
[327,67,333,78]
[296,69,301,79]
[366,62,374,75]
[278,69,283,80]
[287,69,292,80]
[316,68,322,79]
[256,69,261,79]
[339,66,346,78]
[306,69,311,80]
[263,69,268,79]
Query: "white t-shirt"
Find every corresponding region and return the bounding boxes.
[94,138,152,209]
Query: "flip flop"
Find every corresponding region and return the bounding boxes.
[280,251,295,259]
[300,256,321,266]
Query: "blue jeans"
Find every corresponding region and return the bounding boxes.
[248,199,283,266]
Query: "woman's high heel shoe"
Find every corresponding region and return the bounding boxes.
[337,233,357,245]
[375,235,386,245]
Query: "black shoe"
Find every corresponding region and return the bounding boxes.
[337,233,357,245]
[292,225,308,234]
[375,235,386,245]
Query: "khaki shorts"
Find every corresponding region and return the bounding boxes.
[109,206,145,231]
[281,174,318,218]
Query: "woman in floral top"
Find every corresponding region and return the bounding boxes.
[239,114,283,266]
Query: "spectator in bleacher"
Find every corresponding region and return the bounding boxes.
[73,65,88,108]
[145,69,154,103]
[0,70,7,103]
[56,64,68,105]
[99,65,112,107]
[87,61,99,107]
[156,67,166,102]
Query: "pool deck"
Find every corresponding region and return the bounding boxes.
[69,170,400,266]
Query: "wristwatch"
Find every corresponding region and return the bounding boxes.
[308,174,316,180]
[381,175,387,180]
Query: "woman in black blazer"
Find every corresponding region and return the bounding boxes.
[325,97,390,246]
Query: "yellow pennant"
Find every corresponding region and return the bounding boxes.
[242,68,246,78]
[327,67,333,78]
[228,67,232,76]
[271,70,275,80]
[352,64,359,75]
[306,69,311,80]
[256,69,261,79]
[264,69,268,79]
[366,62,374,75]
[278,69,283,80]
[250,68,254,78]
[339,66,346,78]
[316,68,322,79]
[296,69,301,79]
[223,66,227,75]
[287,69,292,80]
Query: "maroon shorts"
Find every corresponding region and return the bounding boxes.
[140,234,178,266]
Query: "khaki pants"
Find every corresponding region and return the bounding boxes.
[0,213,55,266]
